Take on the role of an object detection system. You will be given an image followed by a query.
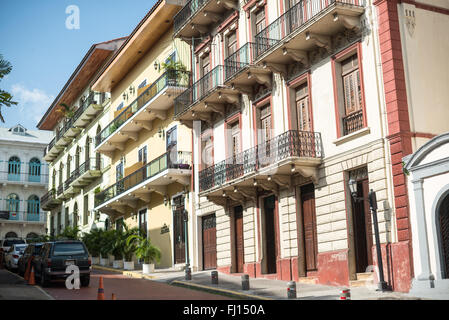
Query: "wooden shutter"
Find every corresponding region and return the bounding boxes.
[260,105,272,142]
[231,122,240,157]
[342,54,361,115]
[227,32,237,57]
[295,83,310,131]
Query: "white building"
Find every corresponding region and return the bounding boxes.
[404,132,449,299]
[0,124,52,240]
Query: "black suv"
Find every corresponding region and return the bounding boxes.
[33,240,91,287]
[17,243,43,277]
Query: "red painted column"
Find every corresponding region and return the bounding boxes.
[374,0,414,292]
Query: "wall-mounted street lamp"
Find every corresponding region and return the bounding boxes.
[158,127,165,139]
[154,61,160,72]
[348,178,390,292]
[164,195,168,206]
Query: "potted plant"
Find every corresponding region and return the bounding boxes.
[111,229,125,269]
[161,58,189,86]
[57,226,80,240]
[57,103,76,119]
[127,234,161,274]
[82,229,101,264]
[99,229,114,266]
[94,186,101,194]
[123,226,139,270]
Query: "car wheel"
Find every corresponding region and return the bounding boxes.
[81,275,90,287]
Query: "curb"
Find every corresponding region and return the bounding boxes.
[92,265,155,280]
[170,280,273,300]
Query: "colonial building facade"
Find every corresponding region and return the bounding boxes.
[171,0,449,292]
[92,0,194,269]
[38,38,126,236]
[0,124,52,240]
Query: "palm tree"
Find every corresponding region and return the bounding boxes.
[0,54,18,123]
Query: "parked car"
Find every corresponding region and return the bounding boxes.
[4,243,28,270]
[33,240,91,287]
[1,238,26,257]
[17,243,43,276]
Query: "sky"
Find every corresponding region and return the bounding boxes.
[0,0,157,131]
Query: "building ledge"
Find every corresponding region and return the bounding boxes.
[332,127,371,146]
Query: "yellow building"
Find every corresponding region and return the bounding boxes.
[92,1,192,269]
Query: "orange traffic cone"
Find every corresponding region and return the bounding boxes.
[28,266,36,285]
[24,259,31,281]
[111,293,116,300]
[97,276,105,300]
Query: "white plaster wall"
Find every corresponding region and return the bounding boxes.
[399,3,449,151]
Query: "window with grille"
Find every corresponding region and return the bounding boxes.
[201,55,210,77]
[255,9,266,35]
[340,53,364,135]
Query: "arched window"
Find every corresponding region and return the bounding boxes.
[8,156,21,181]
[52,169,56,188]
[26,232,39,241]
[6,194,20,221]
[29,157,41,182]
[5,231,18,238]
[59,163,64,186]
[66,155,72,180]
[85,136,91,163]
[27,195,40,222]
[75,146,81,168]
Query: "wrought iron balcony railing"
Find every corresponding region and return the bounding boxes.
[255,0,363,59]
[0,210,46,223]
[174,65,224,118]
[41,189,56,207]
[95,151,192,207]
[44,137,56,157]
[174,0,209,35]
[342,109,364,136]
[69,158,103,181]
[0,161,49,184]
[96,70,190,147]
[224,42,261,81]
[72,91,102,121]
[199,130,322,192]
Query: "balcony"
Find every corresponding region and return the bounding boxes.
[95,70,190,157]
[174,65,238,125]
[65,158,104,196]
[41,189,62,211]
[0,211,46,223]
[199,130,323,204]
[0,161,49,186]
[44,91,106,162]
[94,151,191,215]
[173,0,238,39]
[224,42,272,96]
[342,109,364,136]
[254,0,364,67]
[72,92,106,128]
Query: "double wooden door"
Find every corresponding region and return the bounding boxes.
[301,184,318,272]
[263,195,278,274]
[174,206,186,264]
[202,214,217,270]
[351,178,373,273]
[234,206,244,273]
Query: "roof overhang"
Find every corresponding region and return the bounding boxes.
[37,38,127,130]
[92,0,183,93]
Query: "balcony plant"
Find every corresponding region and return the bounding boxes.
[161,57,189,86]
[57,103,76,119]
[127,234,161,274]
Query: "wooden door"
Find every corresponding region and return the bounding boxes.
[174,206,186,264]
[264,195,277,274]
[139,209,147,237]
[295,83,311,132]
[234,206,244,273]
[351,178,373,273]
[202,214,217,270]
[301,184,318,271]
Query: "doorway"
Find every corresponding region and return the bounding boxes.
[233,206,244,273]
[138,209,147,237]
[350,171,373,273]
[262,195,278,274]
[300,184,318,273]
[438,194,449,278]
[173,198,186,264]
[202,214,217,270]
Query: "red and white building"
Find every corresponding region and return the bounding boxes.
[171,0,449,292]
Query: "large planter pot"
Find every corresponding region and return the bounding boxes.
[113,260,124,269]
[124,261,134,270]
[91,256,100,265]
[142,263,155,274]
[100,257,108,266]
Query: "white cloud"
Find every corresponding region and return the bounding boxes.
[11,84,55,124]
